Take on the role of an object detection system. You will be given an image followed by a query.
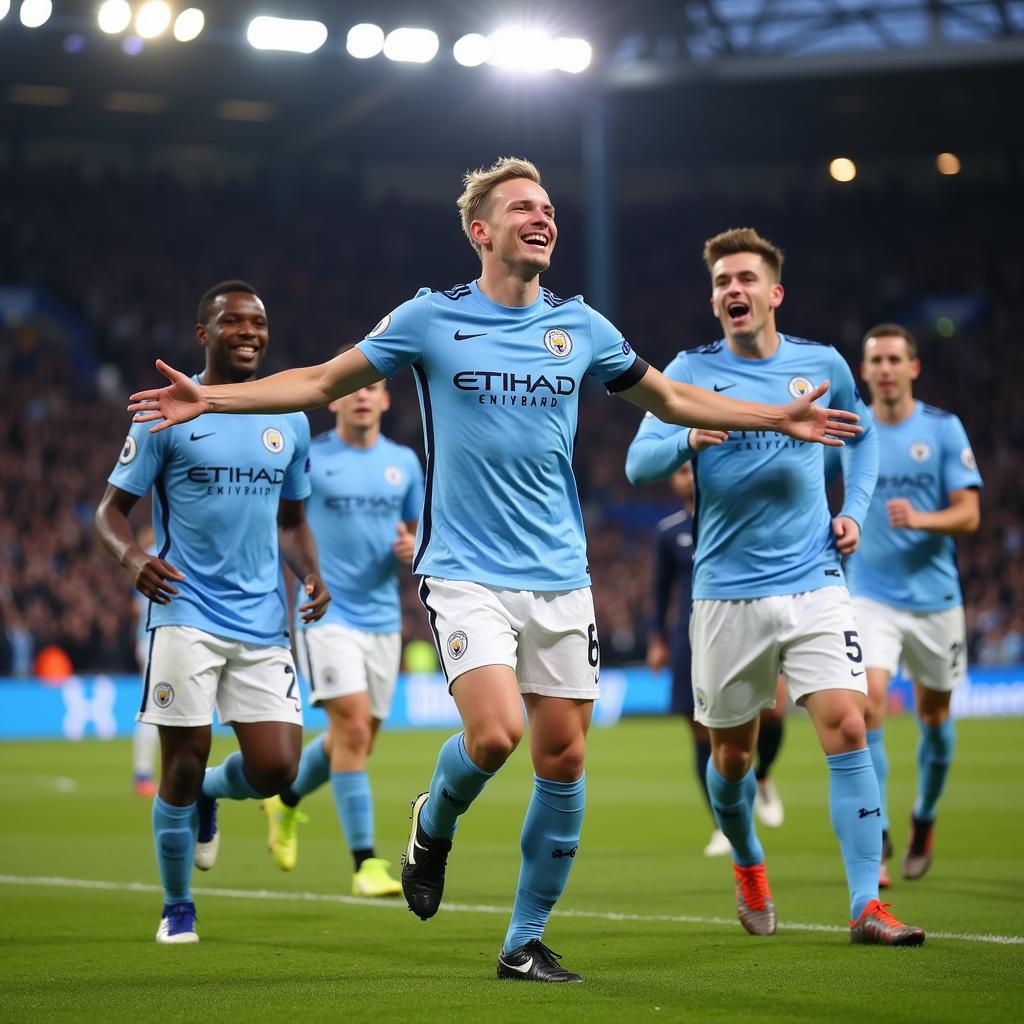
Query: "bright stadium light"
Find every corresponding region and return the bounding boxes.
[247,16,327,54]
[173,8,205,43]
[936,152,961,176]
[0,1,11,23]
[554,37,592,74]
[489,27,556,72]
[383,27,439,64]
[136,1,171,40]
[453,33,491,68]
[97,0,131,34]
[19,0,52,29]
[829,157,857,183]
[346,23,384,59]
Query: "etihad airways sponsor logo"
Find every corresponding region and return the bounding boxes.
[453,370,576,408]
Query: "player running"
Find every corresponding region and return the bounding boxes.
[126,159,862,977]
[626,227,925,946]
[848,323,981,885]
[261,365,423,897]
[96,281,328,944]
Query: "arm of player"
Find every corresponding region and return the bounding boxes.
[626,419,729,485]
[835,349,878,530]
[618,365,861,446]
[887,488,980,535]
[128,349,383,432]
[94,485,185,604]
[277,499,330,623]
[393,521,418,567]
[647,531,675,672]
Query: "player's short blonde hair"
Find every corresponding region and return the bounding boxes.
[703,227,785,282]
[458,156,542,257]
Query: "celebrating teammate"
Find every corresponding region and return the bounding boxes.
[626,227,925,945]
[96,281,328,944]
[847,324,981,884]
[261,365,423,897]
[127,160,862,978]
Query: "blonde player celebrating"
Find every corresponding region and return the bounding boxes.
[848,324,981,884]
[627,228,925,946]
[261,367,423,897]
[127,159,861,979]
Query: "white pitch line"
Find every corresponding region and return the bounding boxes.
[2,874,1021,946]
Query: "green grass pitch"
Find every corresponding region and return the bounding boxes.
[1,714,1021,1023]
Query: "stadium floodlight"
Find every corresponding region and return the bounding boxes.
[173,8,205,43]
[453,33,491,68]
[829,157,857,183]
[0,1,11,23]
[97,0,131,35]
[382,27,439,64]
[936,152,961,176]
[554,37,592,74]
[19,0,52,29]
[136,1,171,40]
[346,23,384,59]
[489,27,557,72]
[247,16,327,54]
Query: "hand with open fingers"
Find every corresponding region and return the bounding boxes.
[832,515,861,556]
[688,428,730,452]
[131,553,185,605]
[392,522,416,566]
[128,360,207,432]
[298,573,330,623]
[780,380,862,447]
[886,498,919,530]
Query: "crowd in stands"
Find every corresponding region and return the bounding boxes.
[1,165,1021,675]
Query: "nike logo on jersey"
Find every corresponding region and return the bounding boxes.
[713,383,736,392]
[189,431,215,441]
[825,569,841,578]
[498,955,533,974]
[858,807,881,818]
[851,670,865,677]
[453,330,487,341]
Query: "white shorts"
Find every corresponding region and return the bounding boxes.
[138,625,303,728]
[852,596,967,693]
[690,587,867,728]
[295,623,401,721]
[418,577,600,700]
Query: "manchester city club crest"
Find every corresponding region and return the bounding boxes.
[262,427,285,453]
[447,630,468,660]
[909,441,932,462]
[385,466,403,486]
[543,328,573,358]
[787,376,814,398]
[153,682,174,708]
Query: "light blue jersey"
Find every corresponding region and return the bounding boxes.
[299,431,423,633]
[357,281,644,591]
[846,402,981,612]
[108,383,311,645]
[626,335,877,600]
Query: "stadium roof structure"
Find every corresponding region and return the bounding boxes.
[1,1,1022,167]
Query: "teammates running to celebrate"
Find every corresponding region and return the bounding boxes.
[114,157,979,971]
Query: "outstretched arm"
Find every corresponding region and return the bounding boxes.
[129,348,382,432]
[618,365,861,446]
[277,499,330,624]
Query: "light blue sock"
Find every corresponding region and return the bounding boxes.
[915,718,956,822]
[866,727,890,831]
[202,751,263,800]
[331,771,373,852]
[153,796,196,904]
[289,734,331,801]
[503,774,586,953]
[706,762,764,867]
[420,733,496,841]
[827,748,882,919]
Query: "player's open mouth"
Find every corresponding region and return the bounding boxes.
[522,233,548,248]
[727,303,749,321]
[232,345,259,356]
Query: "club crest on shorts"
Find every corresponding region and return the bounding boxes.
[787,376,814,399]
[695,687,708,713]
[262,427,285,453]
[447,630,468,660]
[543,328,573,358]
[153,682,174,708]
[118,435,137,464]
[367,313,391,338]
[385,465,403,486]
[909,441,932,462]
